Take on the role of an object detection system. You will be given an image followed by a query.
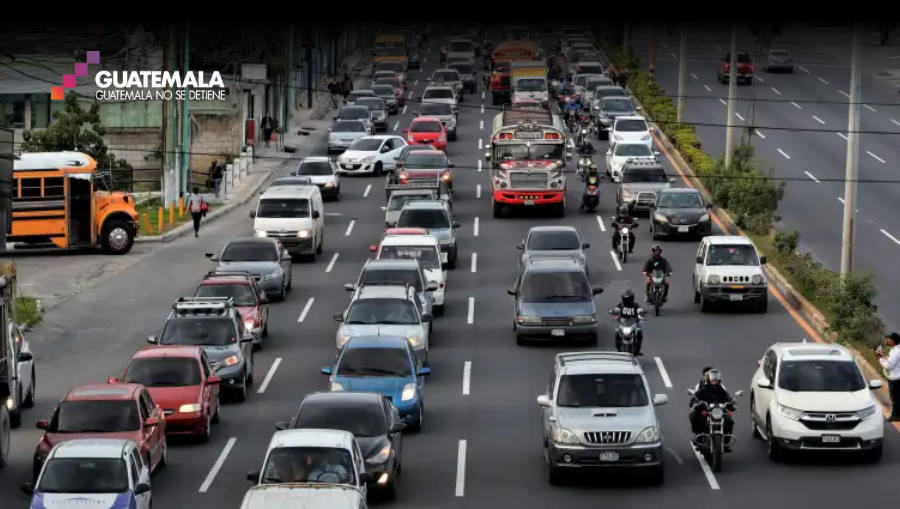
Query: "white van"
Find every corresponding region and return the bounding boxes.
[251,185,324,261]
[240,484,367,509]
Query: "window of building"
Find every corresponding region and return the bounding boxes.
[31,94,51,129]
[0,94,26,128]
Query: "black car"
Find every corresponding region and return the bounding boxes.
[276,392,405,499]
[649,188,714,239]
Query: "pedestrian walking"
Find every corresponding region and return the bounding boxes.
[618,68,629,89]
[877,332,900,421]
[211,161,224,198]
[261,113,275,148]
[327,77,342,108]
[341,73,353,100]
[188,186,208,238]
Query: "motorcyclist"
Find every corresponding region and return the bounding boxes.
[564,97,582,131]
[695,366,728,391]
[611,204,636,254]
[611,289,645,355]
[642,244,673,302]
[689,368,735,451]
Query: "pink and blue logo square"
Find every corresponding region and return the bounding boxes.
[51,51,100,100]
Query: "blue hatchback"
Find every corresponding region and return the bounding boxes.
[322,335,431,431]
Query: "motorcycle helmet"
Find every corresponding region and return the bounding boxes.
[706,369,722,385]
[621,289,635,307]
[617,204,630,217]
[651,244,663,257]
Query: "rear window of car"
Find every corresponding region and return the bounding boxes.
[360,268,423,291]
[411,121,443,133]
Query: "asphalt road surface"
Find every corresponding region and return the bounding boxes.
[3,27,899,509]
[629,23,900,330]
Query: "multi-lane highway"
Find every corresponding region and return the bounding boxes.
[629,23,900,329]
[2,27,900,509]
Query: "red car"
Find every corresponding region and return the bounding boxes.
[32,382,167,481]
[194,271,269,350]
[402,117,448,152]
[110,345,221,440]
[717,52,755,85]
[396,149,454,189]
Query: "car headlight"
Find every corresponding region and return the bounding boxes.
[634,426,660,443]
[324,181,334,188]
[751,274,765,285]
[179,403,201,413]
[363,155,377,163]
[517,315,541,324]
[254,229,267,237]
[551,425,580,444]
[856,405,878,420]
[654,214,668,223]
[330,381,344,391]
[438,238,451,245]
[407,336,421,347]
[447,118,457,128]
[337,335,350,348]
[222,355,239,367]
[366,445,391,465]
[621,189,635,200]
[778,404,804,420]
[264,269,281,281]
[401,382,416,402]
[243,319,255,331]
[643,134,652,140]
[707,275,720,285]
[572,315,596,323]
[699,213,710,222]
[298,229,312,238]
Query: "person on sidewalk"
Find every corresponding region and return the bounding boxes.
[327,78,342,108]
[877,332,900,422]
[262,113,275,148]
[188,187,207,238]
[341,73,353,100]
[618,68,630,89]
[211,162,224,198]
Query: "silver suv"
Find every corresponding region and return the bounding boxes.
[537,352,667,485]
[615,160,676,213]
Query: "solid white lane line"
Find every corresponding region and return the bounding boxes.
[805,171,820,182]
[718,98,726,105]
[690,442,721,490]
[704,85,712,92]
[892,118,900,127]
[471,253,477,272]
[392,121,399,131]
[755,130,766,139]
[791,101,801,109]
[402,105,408,114]
[839,90,850,98]
[198,438,237,492]
[735,112,744,121]
[462,361,472,395]
[344,220,355,236]
[799,66,810,73]
[473,217,480,236]
[812,115,825,124]
[476,184,481,198]
[478,138,483,149]
[325,253,339,272]
[882,229,900,246]
[595,215,606,232]
[837,133,848,140]
[479,120,484,130]
[257,358,282,394]
[477,160,482,172]
[609,251,622,272]
[363,184,371,197]
[868,151,886,163]
[771,87,781,95]
[455,440,467,496]
[819,77,830,84]
[691,72,698,79]
[467,298,475,324]
[777,148,791,159]
[480,105,485,113]
[298,298,315,322]
[654,357,673,388]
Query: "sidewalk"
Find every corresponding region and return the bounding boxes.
[292,48,372,124]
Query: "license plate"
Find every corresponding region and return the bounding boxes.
[599,452,619,462]
[440,253,448,263]
[822,435,841,443]
[729,294,743,301]
[550,329,565,337]
[524,200,535,206]
[678,226,689,233]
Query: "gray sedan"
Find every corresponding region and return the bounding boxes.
[206,238,293,300]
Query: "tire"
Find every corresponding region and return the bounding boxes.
[23,369,35,408]
[212,397,221,424]
[585,332,598,346]
[756,297,768,313]
[765,416,784,462]
[700,290,712,313]
[9,390,21,428]
[864,444,883,463]
[546,444,564,485]
[335,186,341,201]
[646,465,664,485]
[407,404,424,432]
[0,407,9,468]
[710,435,723,472]
[316,232,324,254]
[158,439,168,469]
[447,247,457,269]
[100,220,135,255]
[750,396,762,439]
[231,380,247,403]
[434,304,444,316]
[492,200,503,218]
[198,412,212,443]
[449,132,457,141]
[382,471,399,501]
[374,162,384,176]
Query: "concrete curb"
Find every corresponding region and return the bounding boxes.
[135,169,273,243]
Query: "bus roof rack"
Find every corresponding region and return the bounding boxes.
[501,105,553,127]
[172,296,234,316]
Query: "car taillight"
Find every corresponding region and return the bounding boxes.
[407,135,414,143]
[439,282,445,289]
[438,135,446,142]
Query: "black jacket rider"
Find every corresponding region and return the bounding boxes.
[612,208,636,253]
[612,291,644,355]
[642,256,672,300]
[689,383,735,437]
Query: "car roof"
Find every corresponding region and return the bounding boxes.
[401,200,446,210]
[425,85,454,91]
[524,258,584,272]
[350,89,376,95]
[241,485,364,509]
[64,383,141,401]
[268,429,356,450]
[402,148,443,157]
[381,234,438,246]
[601,95,631,102]
[384,227,429,235]
[614,115,645,122]
[260,185,317,199]
[50,438,134,459]
[357,285,411,299]
[133,345,203,360]
[556,352,644,376]
[659,188,700,195]
[401,144,435,152]
[528,225,578,234]
[344,335,411,350]
[773,343,855,362]
[199,274,254,286]
[364,258,420,270]
[302,156,330,163]
[360,135,395,141]
[705,235,753,246]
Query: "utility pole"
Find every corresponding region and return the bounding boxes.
[724,22,738,167]
[165,23,178,204]
[305,24,314,109]
[649,25,657,80]
[181,22,190,196]
[677,23,687,122]
[840,21,862,276]
[285,24,294,135]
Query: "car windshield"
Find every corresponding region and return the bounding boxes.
[420,103,452,116]
[333,120,366,132]
[615,119,648,132]
[573,74,597,86]
[348,92,374,102]
[449,63,474,74]
[517,78,546,91]
[298,161,333,176]
[658,193,704,208]
[778,360,866,392]
[160,318,236,347]
[397,208,450,228]
[595,88,625,99]
[771,50,790,57]
[388,193,433,211]
[349,139,383,152]
[577,65,604,75]
[614,143,651,157]
[376,78,401,89]
[404,155,446,168]
[621,167,668,184]
[294,403,388,437]
[736,53,752,63]
[602,99,634,112]
[221,242,279,261]
[527,231,581,250]
[38,458,129,494]
[706,245,759,266]
[379,245,440,269]
[424,89,454,99]
[339,108,368,120]
[124,357,202,387]
[257,197,311,219]
[359,268,422,292]
[358,99,384,111]
[371,85,395,97]
[262,446,355,484]
[556,374,650,408]
[521,271,591,302]
[411,121,443,133]
[337,347,412,377]
[195,282,257,306]
[433,70,460,82]
[374,43,404,57]
[53,400,140,433]
[270,177,312,187]
[378,62,403,73]
[345,298,419,325]
[449,41,473,52]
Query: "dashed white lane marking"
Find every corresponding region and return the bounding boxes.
[691,73,698,79]
[771,87,781,95]
[408,90,413,99]
[473,217,480,236]
[882,229,900,246]
[363,184,371,197]
[423,57,427,64]
[818,77,830,85]
[690,442,721,490]
[777,148,791,159]
[413,79,419,86]
[704,85,712,92]
[471,252,477,273]
[812,115,825,124]
[839,90,850,98]
[198,438,237,492]
[735,112,744,121]
[477,160,482,172]
[609,251,622,271]
[670,53,677,59]
[392,121,399,131]
[654,357,673,388]
[805,171,820,183]
[799,66,810,73]
[718,98,726,105]
[324,212,342,217]
[892,119,900,127]
[715,45,721,51]
[791,101,801,109]
[402,105,408,114]
[868,151,886,163]
[476,184,481,198]
[756,76,764,83]
[455,440,467,496]
[298,298,315,322]
[344,220,355,236]
[478,138,483,149]
[663,43,668,49]
[864,104,877,112]
[595,215,606,232]
[755,129,766,139]
[837,197,845,204]
[479,120,484,130]
[257,358,282,394]
[325,253,339,272]
[462,362,472,395]
[480,105,485,113]
[481,91,485,100]
[467,297,475,324]
[837,133,848,141]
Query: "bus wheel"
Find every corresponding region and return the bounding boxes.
[101,220,135,255]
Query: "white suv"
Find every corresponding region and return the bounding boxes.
[611,116,652,149]
[750,343,884,462]
[693,235,768,313]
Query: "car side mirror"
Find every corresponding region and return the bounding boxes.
[147,335,158,344]
[392,422,407,432]
[695,256,703,264]
[421,313,433,322]
[259,295,270,304]
[281,253,292,261]
[606,149,612,155]
[734,390,744,398]
[343,283,356,291]
[18,351,33,362]
[581,242,590,249]
[870,379,884,389]
[652,394,668,406]
[144,417,160,427]
[370,245,377,252]
[36,419,49,431]
[417,367,432,376]
[452,222,460,228]
[360,472,375,485]
[516,243,524,249]
[240,334,254,343]
[668,177,676,183]
[20,482,34,495]
[275,421,288,431]
[591,286,604,295]
[321,366,333,375]
[653,150,660,155]
[247,471,259,482]
[537,395,551,407]
[507,287,517,296]
[426,281,439,291]
[312,210,320,219]
[207,375,221,384]
[759,255,767,265]
[107,376,120,384]
[756,378,772,389]
[484,152,491,161]
[249,210,256,218]
[134,483,151,495]
[448,163,455,168]
[333,313,344,322]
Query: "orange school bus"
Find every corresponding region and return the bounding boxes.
[489,40,542,105]
[11,152,140,254]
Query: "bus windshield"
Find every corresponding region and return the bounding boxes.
[493,143,564,162]
[374,41,405,57]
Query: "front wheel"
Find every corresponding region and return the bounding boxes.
[0,406,9,468]
[101,220,135,254]
[710,434,723,472]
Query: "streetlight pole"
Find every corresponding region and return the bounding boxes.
[677,23,687,123]
[724,22,738,167]
[840,21,862,276]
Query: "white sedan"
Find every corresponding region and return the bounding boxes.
[8,322,35,428]
[605,141,660,182]
[336,135,408,176]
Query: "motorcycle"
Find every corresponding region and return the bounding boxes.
[565,108,580,132]
[612,220,637,262]
[609,310,644,354]
[581,174,600,211]
[576,155,593,176]
[688,389,744,473]
[648,268,668,315]
[575,128,590,147]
